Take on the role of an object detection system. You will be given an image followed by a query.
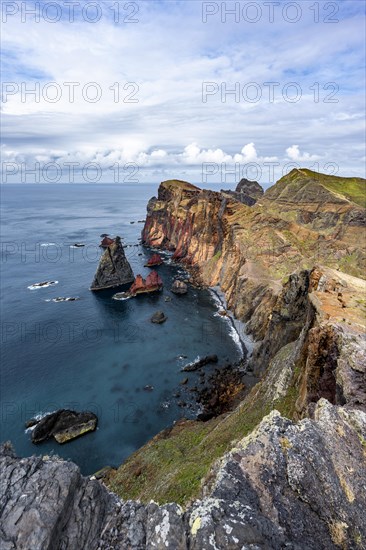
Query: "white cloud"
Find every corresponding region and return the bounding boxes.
[286,145,321,162]
[1,1,365,181]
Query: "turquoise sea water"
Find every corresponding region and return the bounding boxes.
[0,183,242,473]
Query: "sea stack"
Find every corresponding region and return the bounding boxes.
[127,270,163,296]
[90,236,134,291]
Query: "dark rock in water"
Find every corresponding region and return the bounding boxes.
[29,409,98,444]
[221,178,264,206]
[100,233,109,237]
[28,280,58,290]
[90,236,134,291]
[2,400,366,549]
[25,418,39,429]
[182,354,218,372]
[180,378,188,385]
[143,385,154,392]
[50,297,80,302]
[171,280,188,295]
[164,296,172,302]
[151,311,167,324]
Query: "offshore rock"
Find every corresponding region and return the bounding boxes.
[182,354,218,372]
[90,236,134,291]
[29,409,98,444]
[128,270,163,297]
[171,279,188,294]
[2,400,366,549]
[151,310,167,324]
[145,253,164,267]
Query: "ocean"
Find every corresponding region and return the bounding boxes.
[0,183,242,474]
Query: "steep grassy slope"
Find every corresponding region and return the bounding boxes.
[265,168,365,207]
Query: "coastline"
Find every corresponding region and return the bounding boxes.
[209,285,255,361]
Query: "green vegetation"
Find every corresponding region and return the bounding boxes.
[268,168,365,207]
[212,250,222,261]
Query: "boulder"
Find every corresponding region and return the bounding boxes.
[29,409,98,444]
[151,311,167,324]
[90,236,134,291]
[171,280,188,295]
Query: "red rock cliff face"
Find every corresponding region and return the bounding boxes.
[142,178,366,379]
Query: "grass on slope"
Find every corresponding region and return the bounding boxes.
[273,168,365,207]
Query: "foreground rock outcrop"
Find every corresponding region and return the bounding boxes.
[1,399,365,549]
[91,236,134,290]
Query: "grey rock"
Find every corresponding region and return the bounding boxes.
[221,178,264,206]
[1,400,365,549]
[91,236,134,291]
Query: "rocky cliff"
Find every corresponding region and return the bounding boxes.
[2,398,365,549]
[221,177,264,206]
[142,170,366,377]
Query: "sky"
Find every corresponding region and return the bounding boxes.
[1,0,365,186]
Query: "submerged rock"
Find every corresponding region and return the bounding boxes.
[151,311,167,324]
[90,236,134,291]
[171,279,188,294]
[46,297,80,302]
[28,281,58,290]
[29,409,98,444]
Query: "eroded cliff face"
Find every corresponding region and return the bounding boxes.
[142,173,366,378]
[2,399,366,550]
